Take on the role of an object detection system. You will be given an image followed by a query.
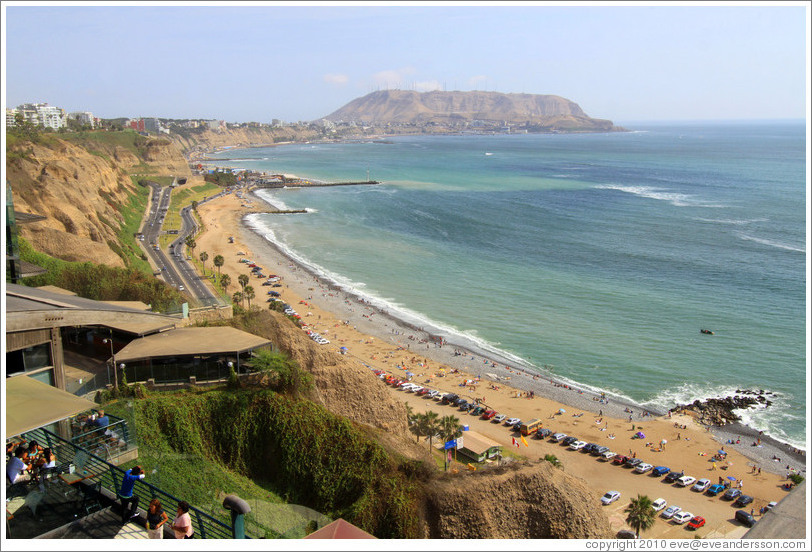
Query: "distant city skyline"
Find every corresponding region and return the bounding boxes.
[3,2,809,124]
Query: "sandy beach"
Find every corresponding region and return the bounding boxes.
[194,188,805,539]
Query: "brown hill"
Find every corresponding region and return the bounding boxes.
[6,132,191,266]
[325,90,620,131]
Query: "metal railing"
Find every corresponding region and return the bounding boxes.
[22,428,239,539]
[69,415,135,461]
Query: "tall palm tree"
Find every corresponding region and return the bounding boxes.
[199,251,209,274]
[422,411,441,450]
[232,291,243,307]
[244,285,255,309]
[185,236,196,257]
[238,274,249,290]
[439,414,463,443]
[625,494,656,538]
[213,254,225,277]
[220,273,231,293]
[409,412,425,443]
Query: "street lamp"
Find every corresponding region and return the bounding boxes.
[102,335,118,389]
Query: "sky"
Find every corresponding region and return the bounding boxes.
[2,2,809,124]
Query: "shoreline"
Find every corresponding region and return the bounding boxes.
[238,188,805,476]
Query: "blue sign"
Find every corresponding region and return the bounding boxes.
[444,440,456,450]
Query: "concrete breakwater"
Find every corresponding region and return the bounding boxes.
[251,180,380,189]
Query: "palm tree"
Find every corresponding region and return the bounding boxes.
[409,412,425,443]
[422,410,441,450]
[199,251,209,274]
[238,273,249,290]
[244,285,255,309]
[220,273,231,293]
[185,236,196,257]
[232,291,243,307]
[439,414,463,443]
[213,254,224,277]
[625,494,656,538]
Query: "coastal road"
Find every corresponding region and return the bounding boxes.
[168,199,224,306]
[141,184,185,289]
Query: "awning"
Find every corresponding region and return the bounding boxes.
[113,326,272,363]
[5,376,97,437]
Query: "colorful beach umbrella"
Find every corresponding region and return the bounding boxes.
[718,450,727,455]
[727,476,737,480]
[636,432,646,438]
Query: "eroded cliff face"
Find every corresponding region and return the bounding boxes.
[421,461,614,539]
[6,134,190,266]
[170,126,320,156]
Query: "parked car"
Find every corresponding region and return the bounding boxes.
[661,505,682,519]
[536,428,552,439]
[613,455,628,465]
[722,488,742,501]
[470,406,485,416]
[624,458,643,468]
[482,409,496,420]
[677,476,697,487]
[442,394,459,404]
[569,440,587,451]
[672,511,694,525]
[426,390,440,399]
[616,530,638,539]
[493,414,507,423]
[551,432,567,442]
[687,516,706,530]
[416,387,431,396]
[635,463,654,474]
[562,436,578,446]
[505,417,521,426]
[591,445,610,456]
[601,451,617,461]
[692,479,711,492]
[652,466,671,476]
[706,484,726,496]
[652,498,667,512]
[582,443,597,454]
[665,471,684,483]
[766,501,778,510]
[735,510,756,528]
[601,491,621,505]
[511,422,523,432]
[734,495,754,507]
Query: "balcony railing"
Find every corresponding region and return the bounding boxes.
[22,427,240,539]
[69,414,134,463]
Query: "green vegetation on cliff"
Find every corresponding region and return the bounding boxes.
[110,386,424,538]
[18,237,184,312]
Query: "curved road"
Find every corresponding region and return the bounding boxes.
[140,182,225,307]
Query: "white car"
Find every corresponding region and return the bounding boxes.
[692,479,711,492]
[652,498,667,512]
[400,383,419,391]
[672,511,693,524]
[635,463,653,474]
[677,476,697,487]
[766,501,778,510]
[661,505,682,519]
[505,417,521,426]
[493,414,507,423]
[569,440,587,451]
[426,390,440,398]
[601,491,621,505]
[407,386,423,393]
[601,451,616,461]
[552,432,567,442]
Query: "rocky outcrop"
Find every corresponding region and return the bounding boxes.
[421,461,614,539]
[325,90,621,131]
[672,389,776,426]
[169,126,320,157]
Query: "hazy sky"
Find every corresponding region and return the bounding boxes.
[3,2,809,124]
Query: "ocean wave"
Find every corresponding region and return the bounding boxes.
[694,217,768,225]
[641,384,805,449]
[594,184,724,208]
[736,233,805,253]
[254,190,293,211]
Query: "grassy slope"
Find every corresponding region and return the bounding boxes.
[105,386,424,539]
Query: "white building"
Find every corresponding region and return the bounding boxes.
[13,103,67,130]
[67,111,96,128]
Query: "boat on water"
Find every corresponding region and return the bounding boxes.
[700,329,714,335]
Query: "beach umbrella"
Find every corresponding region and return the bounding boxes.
[636,432,645,439]
[340,346,348,351]
[726,476,737,480]
[718,450,727,455]
[558,408,566,414]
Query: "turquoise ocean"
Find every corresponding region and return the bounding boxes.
[207,122,807,449]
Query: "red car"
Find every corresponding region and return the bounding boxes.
[481,409,497,420]
[417,388,431,396]
[613,455,628,465]
[687,516,705,530]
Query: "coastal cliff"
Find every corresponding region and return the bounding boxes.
[324,90,622,132]
[169,126,321,157]
[6,131,190,267]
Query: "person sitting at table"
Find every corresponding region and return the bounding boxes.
[6,446,31,485]
[25,440,43,459]
[34,447,57,482]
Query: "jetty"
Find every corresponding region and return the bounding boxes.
[251,180,380,190]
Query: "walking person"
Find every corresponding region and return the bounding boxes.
[117,465,145,523]
[171,500,194,539]
[146,498,169,539]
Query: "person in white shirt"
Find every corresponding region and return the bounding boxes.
[6,446,31,485]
